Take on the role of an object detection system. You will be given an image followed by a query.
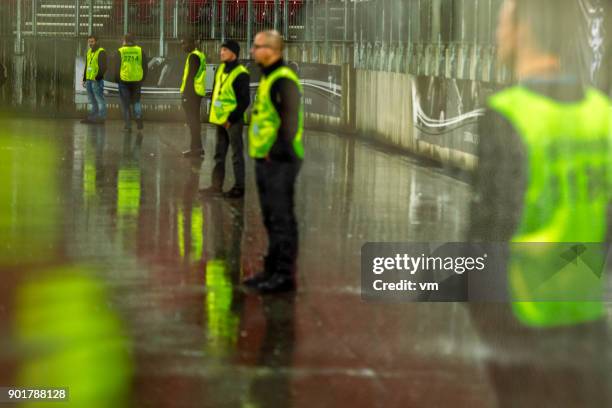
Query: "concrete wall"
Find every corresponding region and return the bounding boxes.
[354,69,483,171]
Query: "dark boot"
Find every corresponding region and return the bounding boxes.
[252,273,296,294]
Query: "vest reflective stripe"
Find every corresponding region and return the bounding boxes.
[209,63,249,125]
[181,50,206,97]
[86,47,104,80]
[118,46,143,82]
[248,66,304,159]
[489,86,612,327]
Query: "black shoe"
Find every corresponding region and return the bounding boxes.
[182,149,204,158]
[242,271,271,289]
[80,118,94,124]
[199,185,222,196]
[223,187,244,199]
[136,119,144,130]
[253,273,295,294]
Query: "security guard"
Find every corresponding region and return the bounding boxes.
[243,31,303,294]
[81,34,107,124]
[115,33,147,132]
[180,35,207,158]
[202,40,250,198]
[469,0,610,406]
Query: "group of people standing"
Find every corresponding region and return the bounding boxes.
[81,33,146,131]
[81,30,303,294]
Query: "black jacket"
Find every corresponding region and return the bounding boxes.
[209,59,250,124]
[260,59,301,162]
[82,45,107,82]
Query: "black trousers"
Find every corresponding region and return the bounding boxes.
[255,159,301,276]
[212,121,245,190]
[182,96,203,151]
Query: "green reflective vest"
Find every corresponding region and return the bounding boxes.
[248,66,304,159]
[86,47,105,81]
[489,85,612,328]
[209,63,249,125]
[181,50,206,97]
[118,45,143,82]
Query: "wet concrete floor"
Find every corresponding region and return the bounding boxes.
[1,118,498,407]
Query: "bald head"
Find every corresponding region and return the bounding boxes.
[260,30,284,52]
[251,30,284,67]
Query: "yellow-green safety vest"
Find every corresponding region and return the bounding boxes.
[248,66,304,159]
[118,45,143,82]
[209,63,249,125]
[488,85,612,328]
[181,49,207,97]
[86,47,105,80]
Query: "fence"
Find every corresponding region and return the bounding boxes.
[0,0,352,43]
[1,1,502,43]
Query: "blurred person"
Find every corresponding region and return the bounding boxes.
[81,34,108,124]
[469,0,611,406]
[179,35,206,158]
[115,33,147,132]
[242,31,303,294]
[201,39,250,198]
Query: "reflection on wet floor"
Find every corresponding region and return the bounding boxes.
[2,118,493,407]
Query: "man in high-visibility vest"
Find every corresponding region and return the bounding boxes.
[242,31,304,294]
[469,0,610,405]
[180,35,206,158]
[81,34,107,124]
[115,33,147,132]
[201,40,250,198]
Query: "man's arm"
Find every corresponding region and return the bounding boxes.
[114,50,121,82]
[227,72,250,124]
[141,51,148,81]
[98,50,108,80]
[469,109,527,242]
[267,78,300,161]
[82,55,88,83]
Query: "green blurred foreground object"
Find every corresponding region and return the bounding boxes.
[0,126,132,407]
[14,269,133,408]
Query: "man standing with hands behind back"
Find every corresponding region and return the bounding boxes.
[202,40,250,198]
[243,30,304,294]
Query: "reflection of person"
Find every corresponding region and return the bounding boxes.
[469,0,611,406]
[202,40,250,198]
[244,295,295,407]
[180,35,206,158]
[243,31,304,294]
[0,62,7,88]
[81,35,107,124]
[115,33,147,132]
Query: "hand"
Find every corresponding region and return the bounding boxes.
[82,81,86,88]
[223,121,231,129]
